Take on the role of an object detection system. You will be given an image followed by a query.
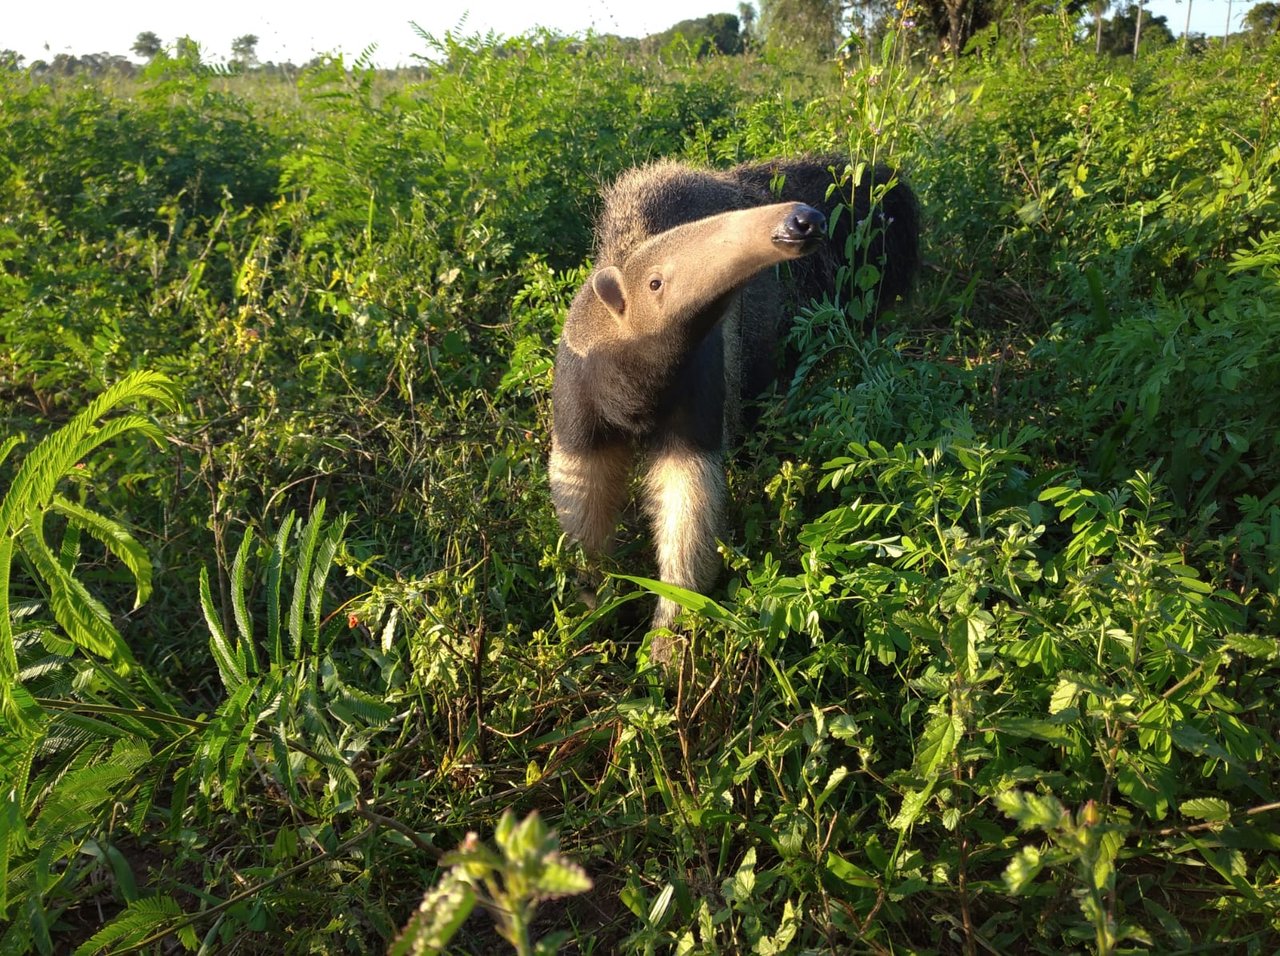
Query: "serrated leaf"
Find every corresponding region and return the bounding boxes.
[829,714,860,740]
[535,855,593,897]
[390,869,476,956]
[0,786,26,912]
[1003,845,1043,894]
[756,899,799,955]
[994,790,1066,832]
[1223,633,1277,660]
[995,717,1073,743]
[724,846,756,903]
[306,512,348,651]
[890,783,933,831]
[915,712,962,776]
[329,684,396,728]
[230,530,257,673]
[0,534,16,681]
[0,435,20,470]
[1180,797,1231,822]
[0,371,175,536]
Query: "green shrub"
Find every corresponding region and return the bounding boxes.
[2,28,1278,955]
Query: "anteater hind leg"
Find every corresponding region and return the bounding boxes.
[549,438,634,604]
[642,441,726,653]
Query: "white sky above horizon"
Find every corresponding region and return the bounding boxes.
[3,0,1261,67]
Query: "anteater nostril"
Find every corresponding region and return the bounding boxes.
[784,204,826,240]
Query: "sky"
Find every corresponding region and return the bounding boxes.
[3,0,1262,68]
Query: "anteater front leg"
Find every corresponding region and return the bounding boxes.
[548,438,634,602]
[642,439,726,647]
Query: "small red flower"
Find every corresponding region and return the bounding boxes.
[347,613,360,629]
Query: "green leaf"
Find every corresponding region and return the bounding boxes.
[824,851,878,889]
[1003,845,1044,894]
[306,511,348,652]
[723,846,757,903]
[915,712,962,777]
[534,854,593,897]
[0,371,175,536]
[72,894,185,955]
[890,782,934,831]
[329,685,395,727]
[230,530,257,674]
[49,496,153,608]
[613,574,737,623]
[1223,633,1278,660]
[994,717,1074,743]
[994,790,1067,832]
[201,567,246,691]
[19,525,130,662]
[1049,678,1081,714]
[648,883,676,927]
[0,785,27,913]
[290,503,326,656]
[829,715,860,740]
[0,436,20,471]
[0,534,16,682]
[1180,797,1231,822]
[756,899,800,955]
[815,765,850,814]
[266,513,295,667]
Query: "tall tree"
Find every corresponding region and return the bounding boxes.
[1095,3,1174,54]
[1244,1,1280,43]
[132,31,162,60]
[231,34,260,67]
[1092,0,1111,51]
[912,0,997,56]
[760,0,842,56]
[644,15,744,55]
[739,2,758,48]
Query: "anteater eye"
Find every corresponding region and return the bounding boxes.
[649,278,663,292]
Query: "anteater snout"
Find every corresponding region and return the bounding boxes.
[785,205,825,239]
[773,204,826,251]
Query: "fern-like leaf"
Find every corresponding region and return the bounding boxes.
[289,502,326,657]
[50,496,154,608]
[230,530,258,673]
[0,534,16,683]
[266,513,295,667]
[19,525,131,663]
[307,512,348,653]
[0,372,175,533]
[1,371,176,680]
[201,567,246,691]
[72,893,190,955]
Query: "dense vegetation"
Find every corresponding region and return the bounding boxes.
[2,21,1278,955]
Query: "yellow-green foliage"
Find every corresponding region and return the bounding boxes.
[1,26,1278,955]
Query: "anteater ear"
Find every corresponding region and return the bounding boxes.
[592,266,627,318]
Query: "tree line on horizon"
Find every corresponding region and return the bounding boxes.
[2,0,1277,78]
